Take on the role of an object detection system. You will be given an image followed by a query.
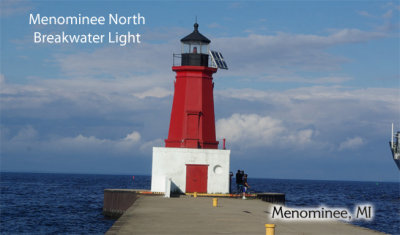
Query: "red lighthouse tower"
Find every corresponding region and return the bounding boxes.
[165,23,219,149]
[151,23,230,195]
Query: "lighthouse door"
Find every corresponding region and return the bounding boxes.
[185,164,208,193]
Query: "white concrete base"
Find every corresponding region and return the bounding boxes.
[151,147,231,194]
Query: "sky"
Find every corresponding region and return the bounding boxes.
[0,0,399,182]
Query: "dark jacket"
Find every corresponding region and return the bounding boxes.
[236,172,243,184]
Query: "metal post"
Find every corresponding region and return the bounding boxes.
[265,224,275,235]
[229,172,233,194]
[213,198,218,207]
[392,123,394,148]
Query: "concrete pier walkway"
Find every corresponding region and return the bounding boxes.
[106,196,385,235]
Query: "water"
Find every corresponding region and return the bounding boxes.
[248,178,400,234]
[1,172,398,234]
[0,173,151,234]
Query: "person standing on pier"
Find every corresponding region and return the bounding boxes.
[243,174,250,199]
[235,170,243,194]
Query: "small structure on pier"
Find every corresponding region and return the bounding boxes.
[151,23,230,194]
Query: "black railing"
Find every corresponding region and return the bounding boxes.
[173,53,182,66]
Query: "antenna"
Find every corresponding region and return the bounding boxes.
[392,123,394,148]
[195,16,197,23]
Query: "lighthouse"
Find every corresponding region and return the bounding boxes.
[151,23,230,195]
[165,23,219,149]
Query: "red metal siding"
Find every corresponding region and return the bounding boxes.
[165,66,219,149]
[185,164,208,193]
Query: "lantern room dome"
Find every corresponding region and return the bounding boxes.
[180,23,211,44]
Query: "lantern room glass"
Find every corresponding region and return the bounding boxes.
[182,42,209,54]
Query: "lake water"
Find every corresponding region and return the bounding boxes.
[0,172,398,234]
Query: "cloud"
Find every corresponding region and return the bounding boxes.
[56,130,143,151]
[54,42,175,78]
[208,23,221,29]
[52,131,162,155]
[10,126,38,141]
[216,87,397,106]
[3,126,151,157]
[382,9,393,19]
[215,86,397,153]
[0,0,32,17]
[284,129,314,146]
[40,25,389,87]
[133,87,172,99]
[216,113,314,148]
[58,134,109,150]
[211,29,386,78]
[256,74,352,84]
[1,79,398,179]
[0,74,173,119]
[357,11,376,18]
[0,74,5,85]
[228,2,243,8]
[216,114,284,145]
[339,137,364,150]
[139,138,164,153]
[124,131,141,142]
[2,71,397,156]
[357,4,399,32]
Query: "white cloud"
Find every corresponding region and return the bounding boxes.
[133,87,172,99]
[216,113,284,145]
[139,138,164,153]
[124,131,141,142]
[54,42,177,79]
[212,29,387,77]
[382,9,393,19]
[115,131,142,151]
[339,137,364,150]
[0,74,173,119]
[0,0,32,17]
[256,74,352,84]
[215,86,397,152]
[216,87,398,107]
[216,113,314,148]
[10,126,37,141]
[59,134,108,148]
[40,25,389,87]
[357,11,376,18]
[47,130,142,153]
[2,70,397,156]
[284,129,314,146]
[3,126,155,157]
[208,23,221,28]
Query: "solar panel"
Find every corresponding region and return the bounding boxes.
[209,50,228,69]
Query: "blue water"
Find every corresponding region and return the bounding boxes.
[0,172,398,234]
[249,178,400,234]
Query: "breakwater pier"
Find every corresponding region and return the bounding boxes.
[104,193,384,235]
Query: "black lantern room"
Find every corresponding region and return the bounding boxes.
[180,23,210,67]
